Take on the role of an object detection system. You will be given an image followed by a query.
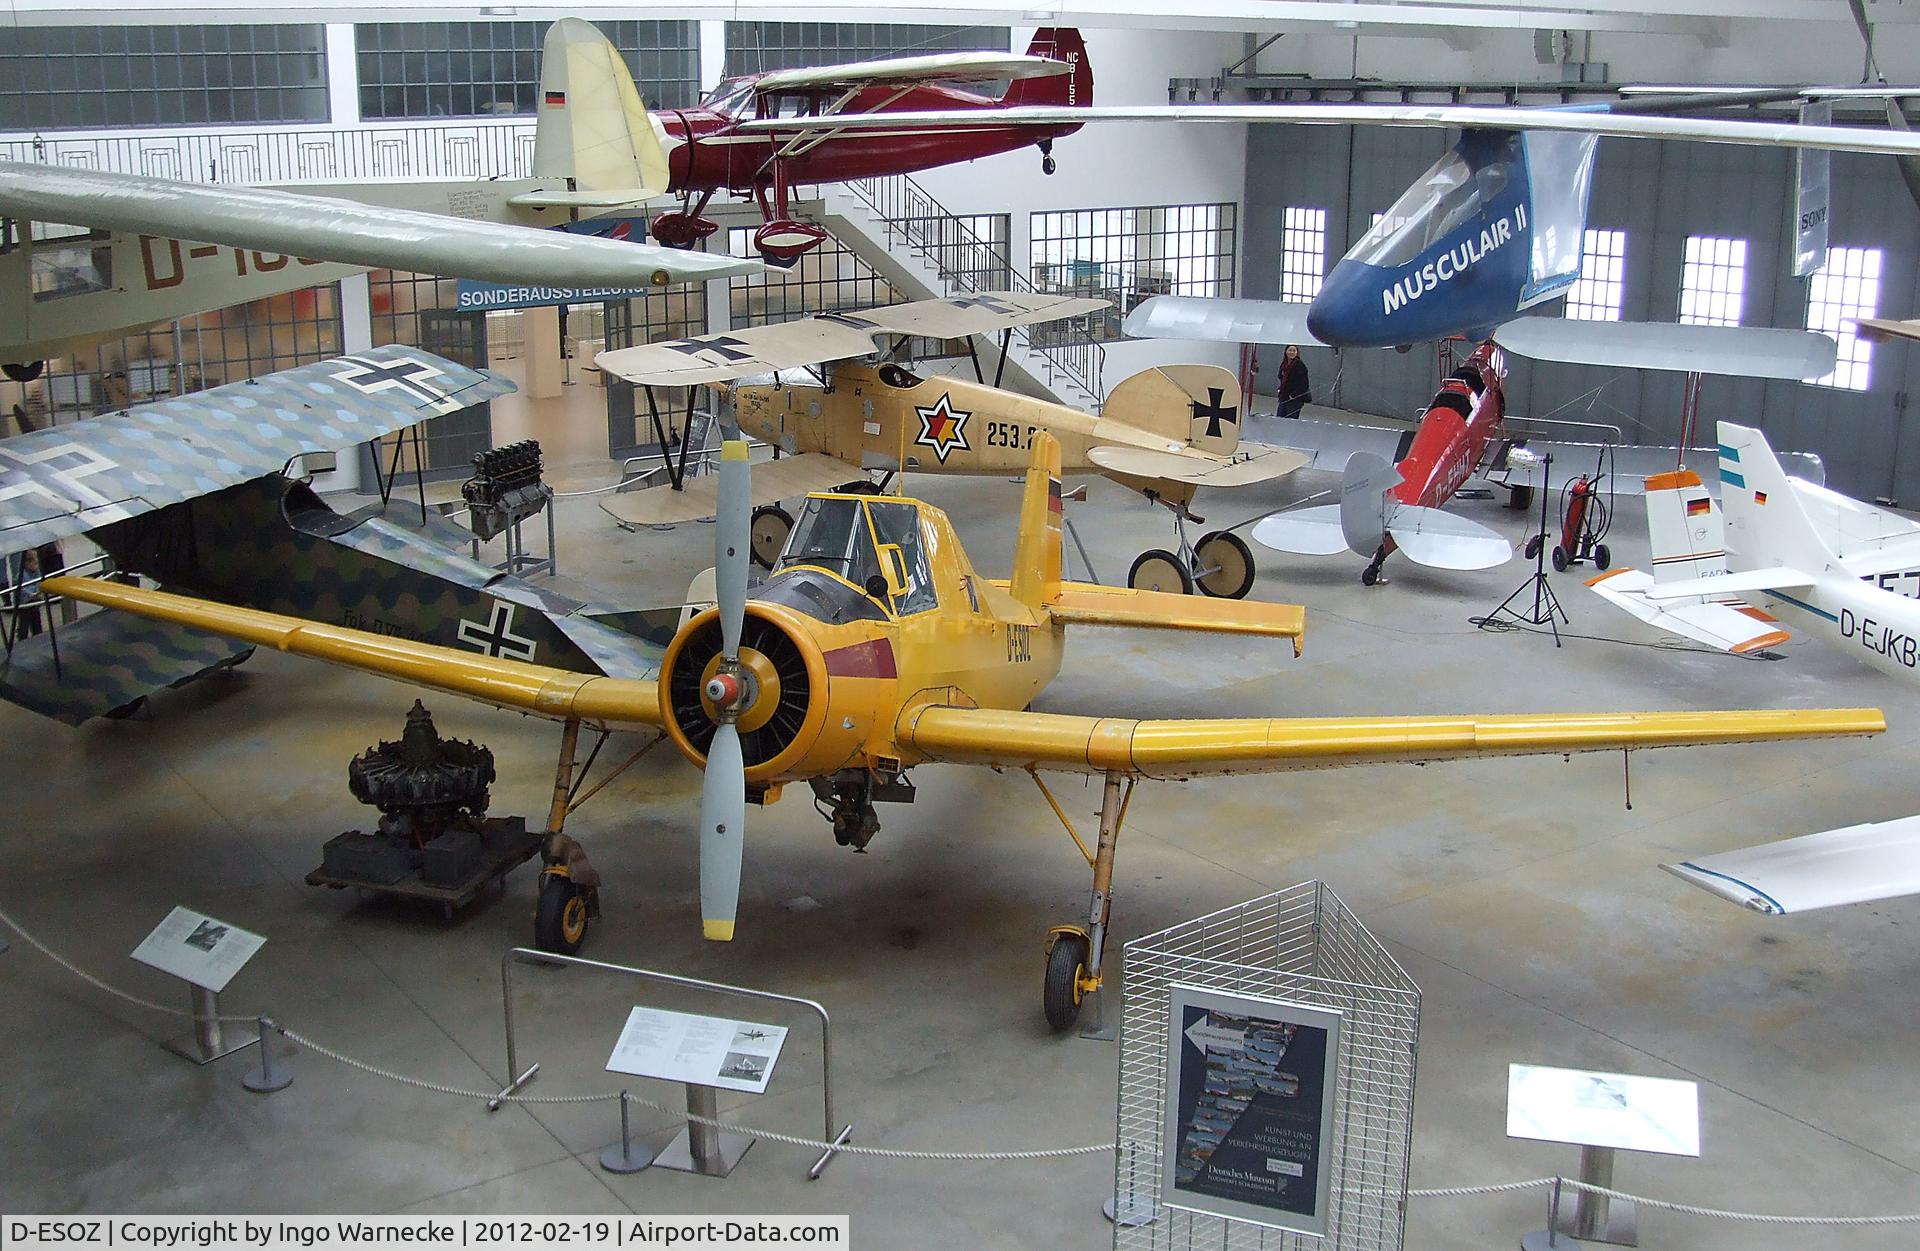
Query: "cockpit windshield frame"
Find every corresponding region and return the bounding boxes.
[772,494,940,618]
[1346,137,1518,270]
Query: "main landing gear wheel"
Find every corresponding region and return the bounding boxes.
[534,873,590,955]
[1193,530,1255,599]
[749,505,792,570]
[1129,549,1193,595]
[1042,154,1057,175]
[1524,535,1544,561]
[1043,930,1091,1031]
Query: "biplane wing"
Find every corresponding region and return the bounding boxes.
[600,452,856,528]
[595,293,1109,387]
[752,51,1070,94]
[0,346,510,557]
[1085,444,1308,487]
[894,702,1881,780]
[0,161,756,289]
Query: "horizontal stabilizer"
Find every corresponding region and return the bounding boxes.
[1643,566,1814,600]
[1664,813,1920,913]
[1252,504,1351,556]
[507,187,662,208]
[599,452,856,528]
[1493,318,1838,381]
[1084,444,1308,487]
[1387,506,1512,570]
[1586,568,1791,653]
[1038,583,1305,653]
[1121,296,1319,347]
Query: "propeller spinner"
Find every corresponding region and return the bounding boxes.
[700,439,753,940]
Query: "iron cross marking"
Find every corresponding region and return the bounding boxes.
[667,335,755,362]
[456,600,538,662]
[331,354,451,408]
[951,294,1017,316]
[1191,387,1238,440]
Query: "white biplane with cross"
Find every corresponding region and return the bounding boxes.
[594,293,1309,599]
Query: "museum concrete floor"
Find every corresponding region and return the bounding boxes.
[4,416,1919,1248]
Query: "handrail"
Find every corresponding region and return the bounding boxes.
[840,172,1106,405]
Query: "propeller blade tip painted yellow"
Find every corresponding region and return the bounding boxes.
[702,919,737,942]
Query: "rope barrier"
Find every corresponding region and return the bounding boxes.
[13,907,1920,1201]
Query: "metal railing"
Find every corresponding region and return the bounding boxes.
[841,172,1106,404]
[2,120,537,184]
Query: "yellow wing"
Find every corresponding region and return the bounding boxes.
[894,703,1883,779]
[45,576,663,727]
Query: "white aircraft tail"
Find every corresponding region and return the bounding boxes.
[1643,468,1729,588]
[1717,421,1838,576]
[527,17,671,206]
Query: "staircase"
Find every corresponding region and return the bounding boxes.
[810,176,1107,412]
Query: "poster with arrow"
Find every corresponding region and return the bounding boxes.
[1160,985,1343,1236]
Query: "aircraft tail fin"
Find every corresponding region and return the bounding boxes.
[528,17,671,204]
[1101,364,1242,454]
[1005,28,1091,113]
[1717,421,1837,575]
[1010,432,1065,610]
[1643,469,1730,588]
[1338,451,1400,556]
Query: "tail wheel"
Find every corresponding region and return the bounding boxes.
[1129,549,1192,595]
[1551,546,1570,573]
[1043,932,1091,1031]
[1193,531,1255,599]
[1360,562,1382,587]
[534,874,590,955]
[1524,535,1543,561]
[1594,543,1612,571]
[749,505,792,570]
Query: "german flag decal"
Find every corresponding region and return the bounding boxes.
[1047,477,1062,514]
[1754,491,1769,506]
[1686,497,1712,516]
[544,91,566,106]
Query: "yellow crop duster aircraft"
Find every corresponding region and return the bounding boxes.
[48,434,1883,1030]
[596,294,1309,598]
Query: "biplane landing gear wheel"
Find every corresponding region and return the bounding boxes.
[1524,535,1543,561]
[749,505,792,569]
[1193,530,1255,599]
[3,361,45,383]
[1043,930,1091,1031]
[1042,154,1057,176]
[534,872,590,955]
[1551,546,1570,573]
[1594,543,1612,571]
[1129,549,1192,595]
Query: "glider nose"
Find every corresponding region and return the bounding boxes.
[1306,261,1391,349]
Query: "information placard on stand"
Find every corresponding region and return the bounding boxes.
[130,906,266,1064]
[605,1005,789,1177]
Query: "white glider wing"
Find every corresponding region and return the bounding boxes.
[736,103,1920,158]
[1490,319,1838,381]
[0,161,758,287]
[1123,297,1320,347]
[1664,814,1920,913]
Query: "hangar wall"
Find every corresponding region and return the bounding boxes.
[1243,122,1920,505]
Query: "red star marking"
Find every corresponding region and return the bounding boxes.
[913,393,972,464]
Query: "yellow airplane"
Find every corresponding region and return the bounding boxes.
[595,294,1308,598]
[48,433,1884,1030]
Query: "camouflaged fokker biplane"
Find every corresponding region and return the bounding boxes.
[0,344,682,728]
[38,404,1887,1030]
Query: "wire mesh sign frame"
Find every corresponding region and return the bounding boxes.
[1113,882,1421,1250]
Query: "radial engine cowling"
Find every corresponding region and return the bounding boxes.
[659,604,832,782]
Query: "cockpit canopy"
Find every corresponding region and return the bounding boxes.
[771,494,938,619]
[701,77,756,117]
[1348,133,1520,271]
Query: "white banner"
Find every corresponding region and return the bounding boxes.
[1794,100,1833,279]
[3,1218,849,1251]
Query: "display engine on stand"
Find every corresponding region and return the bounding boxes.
[463,439,556,576]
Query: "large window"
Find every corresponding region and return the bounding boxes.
[1564,229,1627,322]
[1280,206,1327,302]
[1805,246,1883,392]
[0,25,327,130]
[1678,235,1747,327]
[357,21,699,119]
[1032,203,1236,341]
[725,23,1009,75]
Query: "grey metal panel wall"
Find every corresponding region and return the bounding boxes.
[1243,123,1920,502]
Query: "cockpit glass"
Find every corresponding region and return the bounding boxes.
[702,77,755,116]
[1347,142,1515,270]
[775,496,884,598]
[866,500,938,615]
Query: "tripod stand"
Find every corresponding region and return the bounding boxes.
[1479,453,1568,646]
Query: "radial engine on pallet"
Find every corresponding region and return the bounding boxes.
[311,701,540,914]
